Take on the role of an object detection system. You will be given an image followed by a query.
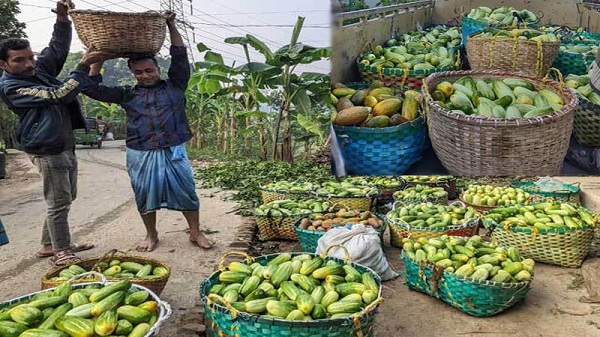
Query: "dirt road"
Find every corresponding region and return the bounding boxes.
[0,140,242,336]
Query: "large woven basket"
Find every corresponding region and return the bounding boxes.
[2,273,172,337]
[387,217,480,248]
[552,41,597,76]
[333,117,427,176]
[573,98,600,147]
[422,69,578,176]
[485,219,594,267]
[461,15,540,45]
[466,31,560,77]
[294,215,388,253]
[199,251,383,337]
[69,10,166,56]
[511,180,581,205]
[41,251,171,295]
[401,251,532,317]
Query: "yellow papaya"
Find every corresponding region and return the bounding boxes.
[334,107,371,126]
[368,87,395,101]
[332,88,356,98]
[401,96,419,121]
[364,95,378,107]
[336,96,354,111]
[373,98,402,117]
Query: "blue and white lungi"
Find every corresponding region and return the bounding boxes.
[126,144,199,214]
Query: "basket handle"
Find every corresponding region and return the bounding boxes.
[206,294,239,319]
[449,200,466,207]
[67,271,106,285]
[90,249,127,272]
[217,252,255,271]
[321,244,352,264]
[351,297,384,335]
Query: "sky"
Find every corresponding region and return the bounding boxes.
[15,0,332,74]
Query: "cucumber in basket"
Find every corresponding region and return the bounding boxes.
[484,202,595,231]
[402,235,535,282]
[0,278,166,337]
[206,251,381,321]
[387,202,478,228]
[48,261,169,283]
[462,184,530,208]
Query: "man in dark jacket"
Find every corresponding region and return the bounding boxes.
[0,0,106,265]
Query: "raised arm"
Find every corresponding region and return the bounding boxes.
[36,0,74,77]
[72,53,127,104]
[166,12,190,90]
[0,50,115,109]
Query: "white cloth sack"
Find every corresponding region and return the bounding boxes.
[105,132,115,141]
[315,224,398,281]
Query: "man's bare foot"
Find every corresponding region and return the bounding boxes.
[190,234,215,249]
[37,242,95,258]
[136,236,159,252]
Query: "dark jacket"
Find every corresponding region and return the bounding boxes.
[77,45,192,151]
[0,22,86,155]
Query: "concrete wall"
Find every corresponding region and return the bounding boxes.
[332,0,600,83]
[332,1,434,84]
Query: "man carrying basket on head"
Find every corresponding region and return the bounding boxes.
[75,12,215,252]
[0,0,101,266]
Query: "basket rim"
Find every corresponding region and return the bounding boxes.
[332,113,426,133]
[69,9,166,18]
[466,28,561,47]
[199,251,383,325]
[41,254,171,282]
[483,217,595,234]
[400,250,532,288]
[386,213,480,231]
[259,187,314,194]
[357,57,458,77]
[423,69,578,126]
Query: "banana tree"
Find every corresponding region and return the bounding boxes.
[263,16,331,162]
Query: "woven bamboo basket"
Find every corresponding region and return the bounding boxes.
[461,15,540,44]
[41,250,171,295]
[387,216,480,248]
[69,10,167,56]
[422,69,578,176]
[2,273,172,337]
[573,98,600,147]
[511,180,581,205]
[401,251,532,317]
[466,30,560,77]
[590,226,600,258]
[487,220,594,267]
[199,250,383,337]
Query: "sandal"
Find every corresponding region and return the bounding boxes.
[37,242,95,258]
[49,250,82,267]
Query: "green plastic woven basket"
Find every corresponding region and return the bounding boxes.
[552,41,597,76]
[510,180,581,205]
[200,251,383,337]
[294,215,388,253]
[573,98,600,147]
[486,219,594,267]
[401,251,532,317]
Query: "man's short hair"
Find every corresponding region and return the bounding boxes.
[127,54,159,69]
[0,38,30,61]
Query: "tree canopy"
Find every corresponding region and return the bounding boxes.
[0,0,27,41]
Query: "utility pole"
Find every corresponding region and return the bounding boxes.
[160,0,196,63]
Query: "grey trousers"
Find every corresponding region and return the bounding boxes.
[31,150,77,251]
